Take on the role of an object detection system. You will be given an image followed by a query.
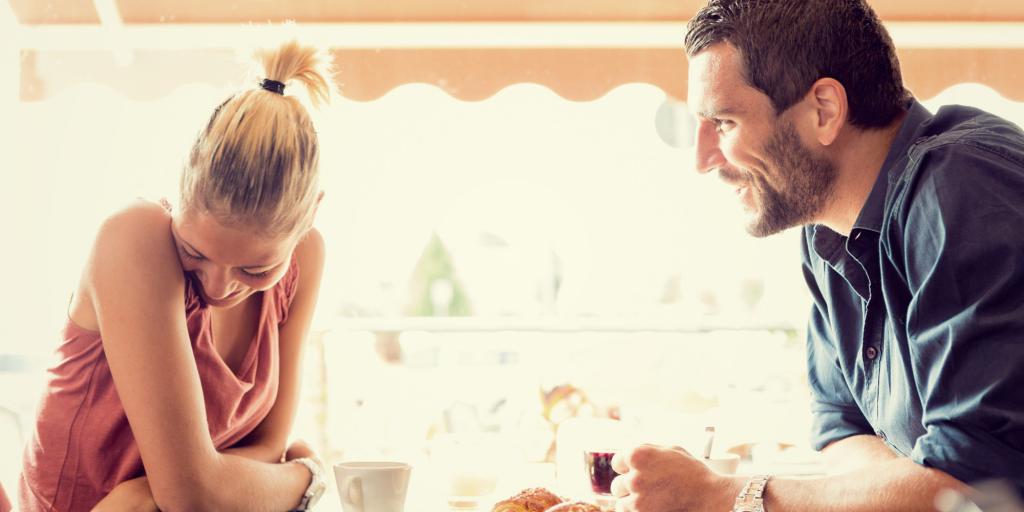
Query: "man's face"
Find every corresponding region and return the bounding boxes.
[687,43,837,237]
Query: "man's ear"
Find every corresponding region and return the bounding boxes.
[805,77,848,146]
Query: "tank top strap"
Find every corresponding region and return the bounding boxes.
[158,197,173,213]
[271,254,301,324]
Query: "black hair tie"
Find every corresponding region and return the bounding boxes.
[260,78,286,95]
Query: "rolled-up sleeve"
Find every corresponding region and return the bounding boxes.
[902,144,1024,486]
[801,232,873,451]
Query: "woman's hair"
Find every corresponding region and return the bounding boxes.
[180,39,332,238]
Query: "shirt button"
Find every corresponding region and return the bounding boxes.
[865,346,879,360]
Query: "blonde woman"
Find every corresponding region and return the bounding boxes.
[19,40,331,512]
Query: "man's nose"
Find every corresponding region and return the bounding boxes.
[694,120,726,175]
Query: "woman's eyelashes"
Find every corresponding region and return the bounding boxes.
[240,268,273,279]
[180,246,274,280]
[181,249,203,261]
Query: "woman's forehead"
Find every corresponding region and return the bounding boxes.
[173,211,292,267]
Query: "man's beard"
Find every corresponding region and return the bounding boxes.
[744,121,838,237]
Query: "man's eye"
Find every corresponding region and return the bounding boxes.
[182,250,203,261]
[714,119,735,132]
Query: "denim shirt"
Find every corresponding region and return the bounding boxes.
[802,99,1024,488]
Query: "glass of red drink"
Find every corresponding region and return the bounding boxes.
[583,449,619,510]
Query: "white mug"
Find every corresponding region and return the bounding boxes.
[702,453,741,475]
[334,461,412,512]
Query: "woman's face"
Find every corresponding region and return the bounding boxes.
[170,210,295,309]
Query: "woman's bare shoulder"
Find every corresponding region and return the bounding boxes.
[294,227,325,270]
[71,199,182,330]
[91,199,179,274]
[99,198,172,235]
[100,197,180,263]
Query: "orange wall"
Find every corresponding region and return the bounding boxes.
[10,0,1024,24]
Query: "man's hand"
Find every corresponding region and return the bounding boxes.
[610,444,741,512]
[91,476,158,512]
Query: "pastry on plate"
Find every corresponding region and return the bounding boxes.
[491,487,564,512]
[545,501,603,512]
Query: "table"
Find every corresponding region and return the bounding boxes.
[315,462,559,511]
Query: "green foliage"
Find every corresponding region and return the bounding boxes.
[405,232,473,316]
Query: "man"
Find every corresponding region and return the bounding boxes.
[610,1,1024,511]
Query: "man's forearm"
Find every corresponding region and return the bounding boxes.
[821,435,901,474]
[735,458,968,512]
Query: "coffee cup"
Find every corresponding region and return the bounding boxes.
[334,461,412,512]
[701,453,741,474]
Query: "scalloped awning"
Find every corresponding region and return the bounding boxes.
[10,0,1024,23]
[7,0,1024,102]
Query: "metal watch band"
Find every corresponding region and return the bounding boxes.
[732,474,771,512]
[290,456,327,512]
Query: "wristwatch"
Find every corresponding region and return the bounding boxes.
[290,456,327,511]
[732,474,770,512]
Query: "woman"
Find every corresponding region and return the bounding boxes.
[19,40,331,511]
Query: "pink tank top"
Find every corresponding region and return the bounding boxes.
[1,482,10,512]
[18,231,301,511]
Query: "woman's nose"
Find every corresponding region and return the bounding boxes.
[196,268,235,300]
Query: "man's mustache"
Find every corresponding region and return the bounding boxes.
[717,167,748,186]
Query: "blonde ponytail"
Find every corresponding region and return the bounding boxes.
[256,39,332,108]
[180,39,333,238]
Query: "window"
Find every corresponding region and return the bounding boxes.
[3,2,1024,504]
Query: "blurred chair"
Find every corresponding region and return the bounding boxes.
[936,481,1024,512]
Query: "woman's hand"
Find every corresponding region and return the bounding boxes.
[91,476,158,512]
[284,439,316,462]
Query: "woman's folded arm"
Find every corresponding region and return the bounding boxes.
[89,205,322,512]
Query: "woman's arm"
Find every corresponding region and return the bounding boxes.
[88,203,323,512]
[224,228,326,463]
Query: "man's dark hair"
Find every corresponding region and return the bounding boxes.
[685,0,908,129]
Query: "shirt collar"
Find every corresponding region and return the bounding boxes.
[850,99,934,235]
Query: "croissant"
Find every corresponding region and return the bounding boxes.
[545,502,603,512]
[491,487,564,512]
